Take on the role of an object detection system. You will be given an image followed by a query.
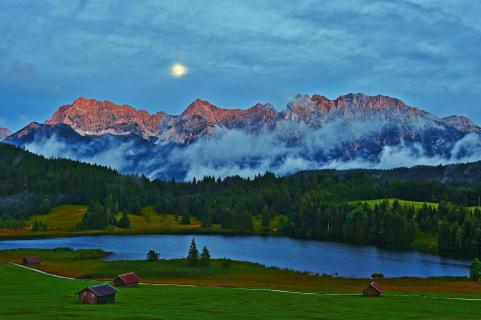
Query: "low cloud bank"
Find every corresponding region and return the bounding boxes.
[19,122,481,181]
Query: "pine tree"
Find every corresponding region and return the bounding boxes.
[187,238,199,266]
[261,205,271,228]
[470,258,481,281]
[181,212,191,225]
[118,212,130,228]
[146,250,160,262]
[200,246,211,266]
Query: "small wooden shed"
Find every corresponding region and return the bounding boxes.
[113,272,140,287]
[363,281,383,297]
[77,284,117,304]
[23,256,40,266]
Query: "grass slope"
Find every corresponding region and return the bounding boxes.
[1,205,285,239]
[357,198,481,211]
[2,263,481,319]
[352,198,439,209]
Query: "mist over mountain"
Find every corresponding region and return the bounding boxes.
[0,128,11,141]
[4,93,481,181]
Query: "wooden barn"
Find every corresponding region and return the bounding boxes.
[77,284,117,304]
[22,256,40,266]
[113,272,140,287]
[362,281,383,297]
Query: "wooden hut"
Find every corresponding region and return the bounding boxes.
[362,281,382,297]
[113,272,140,287]
[77,284,117,304]
[22,256,40,266]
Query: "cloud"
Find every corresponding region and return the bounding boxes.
[17,123,481,182]
[23,134,137,172]
[0,0,480,127]
[11,60,35,79]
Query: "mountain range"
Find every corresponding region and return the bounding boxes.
[3,93,481,180]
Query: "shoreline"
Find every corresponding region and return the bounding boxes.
[0,229,472,270]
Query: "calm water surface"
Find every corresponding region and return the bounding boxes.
[0,234,470,278]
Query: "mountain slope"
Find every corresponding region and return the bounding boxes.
[46,97,169,139]
[4,93,481,180]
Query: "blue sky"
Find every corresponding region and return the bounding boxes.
[1,0,480,130]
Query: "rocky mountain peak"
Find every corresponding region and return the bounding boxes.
[182,99,221,117]
[336,93,406,109]
[443,115,481,133]
[46,97,168,138]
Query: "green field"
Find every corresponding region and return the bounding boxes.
[2,262,481,320]
[355,198,481,211]
[351,198,439,209]
[1,205,286,239]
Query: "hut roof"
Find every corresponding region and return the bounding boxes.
[77,284,117,297]
[116,272,140,285]
[23,256,40,264]
[368,282,383,293]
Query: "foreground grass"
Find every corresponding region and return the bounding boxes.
[1,263,481,319]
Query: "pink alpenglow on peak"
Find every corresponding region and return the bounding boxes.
[46,97,169,138]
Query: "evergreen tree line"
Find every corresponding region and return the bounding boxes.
[146,238,211,266]
[417,202,481,257]
[285,197,416,248]
[3,144,481,256]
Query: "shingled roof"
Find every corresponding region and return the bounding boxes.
[77,284,117,297]
[23,256,40,264]
[368,282,383,293]
[116,272,140,285]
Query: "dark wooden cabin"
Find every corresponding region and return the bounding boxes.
[113,272,140,287]
[22,256,40,266]
[77,284,117,304]
[362,281,382,297]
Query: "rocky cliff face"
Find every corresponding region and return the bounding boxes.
[46,97,170,139]
[442,115,481,134]
[0,127,11,141]
[6,93,481,180]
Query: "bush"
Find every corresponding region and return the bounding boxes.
[146,250,160,262]
[222,257,232,268]
[470,258,481,281]
[31,219,48,232]
[200,246,211,267]
[371,273,385,279]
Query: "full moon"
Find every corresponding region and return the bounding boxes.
[170,63,188,78]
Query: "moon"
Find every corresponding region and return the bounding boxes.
[170,63,188,78]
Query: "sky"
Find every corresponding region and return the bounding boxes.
[0,0,480,131]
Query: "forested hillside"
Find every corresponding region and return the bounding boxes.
[2,143,481,257]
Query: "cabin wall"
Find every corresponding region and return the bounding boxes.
[79,291,96,304]
[363,287,381,296]
[97,294,115,304]
[78,291,115,304]
[113,278,125,287]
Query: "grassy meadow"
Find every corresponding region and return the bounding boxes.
[354,198,481,211]
[0,205,286,240]
[1,254,481,319]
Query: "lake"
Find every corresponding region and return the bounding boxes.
[0,234,471,278]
